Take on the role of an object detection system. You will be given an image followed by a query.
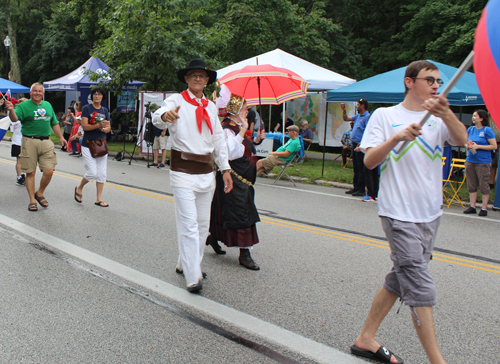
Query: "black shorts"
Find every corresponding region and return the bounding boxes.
[11,144,21,157]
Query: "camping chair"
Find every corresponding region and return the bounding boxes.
[442,158,467,208]
[274,153,300,186]
[343,140,353,169]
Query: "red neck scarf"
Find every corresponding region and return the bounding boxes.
[181,90,213,135]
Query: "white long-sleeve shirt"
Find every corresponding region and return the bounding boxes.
[152,90,230,192]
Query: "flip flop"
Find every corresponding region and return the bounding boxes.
[28,203,38,212]
[351,344,404,364]
[74,187,82,203]
[34,193,48,208]
[95,201,109,207]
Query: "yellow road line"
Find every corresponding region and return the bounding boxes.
[2,157,499,274]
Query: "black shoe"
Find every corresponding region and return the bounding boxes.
[69,152,79,156]
[352,190,365,196]
[166,159,170,166]
[345,188,357,194]
[175,267,207,279]
[186,281,203,293]
[463,207,477,214]
[206,235,226,255]
[489,183,494,189]
[239,249,260,270]
[478,209,488,217]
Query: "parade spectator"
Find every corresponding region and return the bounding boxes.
[361,112,379,202]
[249,106,262,132]
[62,106,76,151]
[74,86,111,207]
[152,59,232,293]
[299,120,313,150]
[9,83,68,212]
[463,110,497,216]
[343,99,370,196]
[151,125,169,168]
[69,118,83,156]
[207,93,266,270]
[256,125,301,175]
[8,97,27,186]
[274,111,294,132]
[352,60,467,364]
[341,121,354,166]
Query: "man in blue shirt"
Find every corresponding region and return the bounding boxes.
[343,99,370,196]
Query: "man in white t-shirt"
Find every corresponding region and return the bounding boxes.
[350,61,467,364]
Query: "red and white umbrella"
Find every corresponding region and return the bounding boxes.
[218,64,309,106]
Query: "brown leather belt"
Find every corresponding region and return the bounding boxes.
[170,149,213,174]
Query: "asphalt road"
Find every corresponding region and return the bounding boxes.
[0,141,499,364]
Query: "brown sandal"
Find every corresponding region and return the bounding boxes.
[34,193,48,208]
[28,203,38,211]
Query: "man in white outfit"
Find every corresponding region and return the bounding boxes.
[152,59,233,293]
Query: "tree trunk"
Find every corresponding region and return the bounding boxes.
[3,0,22,84]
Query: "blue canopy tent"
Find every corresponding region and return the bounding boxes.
[0,77,30,94]
[43,57,144,109]
[326,60,484,106]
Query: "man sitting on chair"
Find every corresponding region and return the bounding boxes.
[257,125,301,175]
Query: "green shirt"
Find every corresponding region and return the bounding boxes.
[15,100,58,137]
[277,137,301,163]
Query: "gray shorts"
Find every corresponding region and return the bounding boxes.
[381,216,440,307]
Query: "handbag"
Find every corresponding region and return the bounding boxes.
[86,137,108,158]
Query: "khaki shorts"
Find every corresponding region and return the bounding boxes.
[20,137,58,173]
[260,154,287,174]
[153,135,167,150]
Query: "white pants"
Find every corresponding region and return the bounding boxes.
[173,187,214,285]
[81,147,107,183]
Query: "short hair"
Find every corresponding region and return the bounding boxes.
[300,120,308,126]
[90,86,107,101]
[404,60,438,96]
[474,109,490,127]
[30,82,44,93]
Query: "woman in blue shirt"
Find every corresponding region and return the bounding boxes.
[463,110,497,216]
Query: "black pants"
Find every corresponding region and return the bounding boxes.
[352,146,365,192]
[62,132,71,150]
[364,165,379,199]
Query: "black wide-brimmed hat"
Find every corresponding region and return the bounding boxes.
[177,59,217,85]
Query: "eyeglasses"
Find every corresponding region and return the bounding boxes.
[412,77,444,87]
[93,93,103,96]
[187,73,208,80]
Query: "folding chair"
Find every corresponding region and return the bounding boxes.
[274,153,299,186]
[442,158,467,208]
[343,139,353,169]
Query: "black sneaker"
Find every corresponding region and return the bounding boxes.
[151,163,158,167]
[478,209,488,217]
[158,163,165,168]
[345,188,357,194]
[69,152,79,156]
[16,176,25,186]
[463,207,477,214]
[352,190,365,196]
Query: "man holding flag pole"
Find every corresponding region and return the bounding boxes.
[350,60,467,364]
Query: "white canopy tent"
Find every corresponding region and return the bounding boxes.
[216,48,355,91]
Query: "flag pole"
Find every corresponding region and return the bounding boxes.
[396,51,475,154]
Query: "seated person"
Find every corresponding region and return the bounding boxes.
[69,118,83,156]
[341,121,354,166]
[257,125,301,175]
[299,120,313,150]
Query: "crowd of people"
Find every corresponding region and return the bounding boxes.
[1,58,497,364]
